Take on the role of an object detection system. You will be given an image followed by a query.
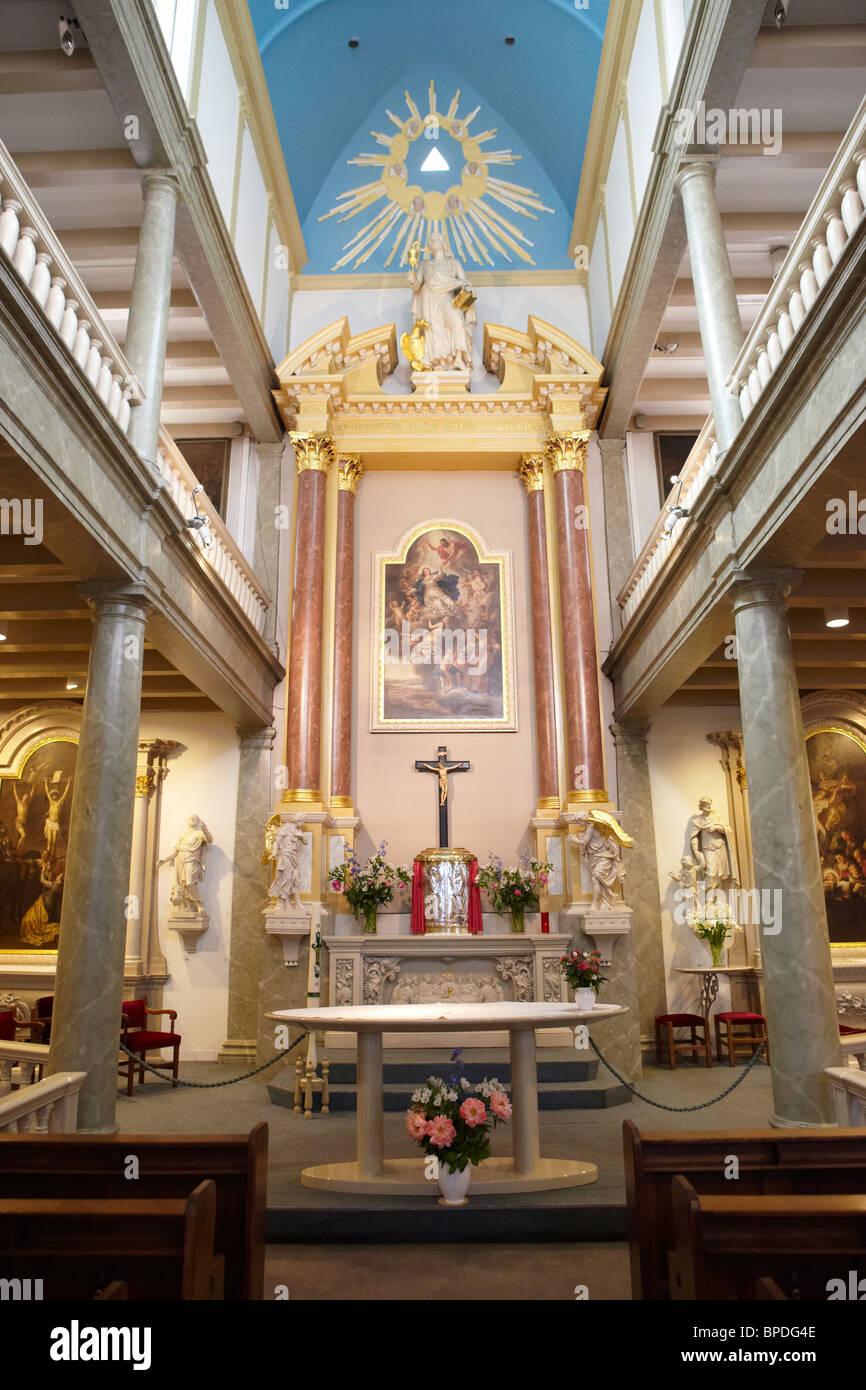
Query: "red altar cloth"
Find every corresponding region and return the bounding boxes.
[410,856,483,933]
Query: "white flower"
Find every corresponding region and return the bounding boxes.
[412,1085,432,1104]
[460,1077,471,1091]
[444,1088,458,1103]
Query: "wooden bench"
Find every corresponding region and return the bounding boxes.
[0,1124,267,1299]
[0,1179,217,1301]
[670,1178,866,1300]
[623,1119,866,1299]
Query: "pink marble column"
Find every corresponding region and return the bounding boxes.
[518,454,559,810]
[548,433,607,803]
[331,455,364,808]
[284,433,333,804]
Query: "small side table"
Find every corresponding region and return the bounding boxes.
[676,965,763,1019]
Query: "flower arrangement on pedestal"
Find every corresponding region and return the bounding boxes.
[329,842,410,934]
[559,949,607,1009]
[405,1051,512,1204]
[476,852,552,933]
[688,905,742,967]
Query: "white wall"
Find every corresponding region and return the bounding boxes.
[139,711,241,1059]
[625,429,662,552]
[648,703,742,1014]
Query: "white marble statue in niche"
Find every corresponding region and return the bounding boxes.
[569,809,634,910]
[688,795,739,894]
[406,233,476,371]
[265,813,307,909]
[159,815,213,912]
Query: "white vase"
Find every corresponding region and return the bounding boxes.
[437,1162,472,1206]
[574,987,596,1011]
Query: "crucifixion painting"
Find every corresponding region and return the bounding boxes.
[414,745,470,847]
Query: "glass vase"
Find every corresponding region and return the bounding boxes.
[362,906,378,935]
[709,940,726,967]
[511,905,525,934]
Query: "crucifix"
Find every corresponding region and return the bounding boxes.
[414,745,470,847]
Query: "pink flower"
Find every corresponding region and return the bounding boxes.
[514,888,522,897]
[406,1109,428,1141]
[331,880,340,892]
[459,1097,487,1128]
[539,873,548,885]
[490,1091,512,1120]
[426,1115,457,1149]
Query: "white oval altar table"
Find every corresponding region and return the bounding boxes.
[268,1000,626,1195]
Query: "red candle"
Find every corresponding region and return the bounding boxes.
[541,912,550,933]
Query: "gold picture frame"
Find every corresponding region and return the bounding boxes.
[371,519,517,733]
[805,720,866,948]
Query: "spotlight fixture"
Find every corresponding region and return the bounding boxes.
[348,37,359,49]
[662,475,691,537]
[653,340,679,354]
[774,0,789,28]
[0,622,7,641]
[58,15,83,56]
[824,606,850,629]
[66,677,80,691]
[505,35,516,45]
[185,484,213,549]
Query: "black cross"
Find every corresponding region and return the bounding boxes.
[414,746,470,847]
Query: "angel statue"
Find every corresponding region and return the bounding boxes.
[263,813,306,909]
[406,233,476,371]
[158,815,213,912]
[568,809,635,910]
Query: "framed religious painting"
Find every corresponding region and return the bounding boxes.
[803,693,866,947]
[371,520,517,732]
[0,705,79,954]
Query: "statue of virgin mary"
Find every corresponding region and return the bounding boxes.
[407,233,476,370]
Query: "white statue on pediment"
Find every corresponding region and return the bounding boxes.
[406,234,476,371]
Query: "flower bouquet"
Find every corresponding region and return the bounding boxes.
[406,1054,512,1204]
[559,949,607,1009]
[476,852,552,933]
[329,841,410,934]
[689,905,741,967]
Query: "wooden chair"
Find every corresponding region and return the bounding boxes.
[669,1176,866,1300]
[714,1010,768,1065]
[0,1125,267,1299]
[0,1179,218,1300]
[655,1013,712,1068]
[119,997,181,1096]
[623,1119,866,1299]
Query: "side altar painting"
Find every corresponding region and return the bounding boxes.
[807,724,866,945]
[372,522,516,732]
[0,738,76,951]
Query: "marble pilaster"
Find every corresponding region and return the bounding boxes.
[284,433,333,805]
[597,438,634,641]
[610,721,668,1041]
[518,455,559,810]
[220,725,276,1061]
[675,159,745,452]
[731,573,841,1126]
[124,171,179,465]
[548,433,607,803]
[330,456,363,809]
[49,586,150,1132]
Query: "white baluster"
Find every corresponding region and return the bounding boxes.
[748,362,762,407]
[0,1059,12,1095]
[45,275,67,329]
[811,234,832,288]
[85,336,102,386]
[789,283,806,329]
[0,197,22,257]
[854,151,866,211]
[839,178,864,235]
[823,209,847,264]
[118,390,132,434]
[778,308,794,350]
[108,372,123,419]
[96,355,113,404]
[72,318,91,368]
[757,347,772,388]
[30,251,52,307]
[12,225,38,285]
[798,259,818,311]
[60,297,79,349]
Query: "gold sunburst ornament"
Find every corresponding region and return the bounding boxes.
[320,79,554,271]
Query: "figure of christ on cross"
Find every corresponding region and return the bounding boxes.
[414,745,470,847]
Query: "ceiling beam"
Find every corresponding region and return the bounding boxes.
[751,25,866,68]
[0,50,104,95]
[10,149,139,187]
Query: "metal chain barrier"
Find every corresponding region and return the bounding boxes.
[589,1036,768,1112]
[118,1033,305,1088]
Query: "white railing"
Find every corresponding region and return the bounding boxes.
[0,138,144,435]
[156,430,270,636]
[727,96,866,423]
[0,1064,84,1134]
[826,1065,866,1126]
[619,419,719,624]
[0,1038,50,1094]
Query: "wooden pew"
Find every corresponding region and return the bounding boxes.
[670,1177,866,1300]
[623,1119,866,1299]
[0,1179,217,1301]
[0,1125,267,1300]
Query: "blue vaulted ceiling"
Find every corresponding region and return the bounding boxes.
[248,0,609,274]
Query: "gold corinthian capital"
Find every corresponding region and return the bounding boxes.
[546,432,590,474]
[337,454,365,494]
[290,432,335,474]
[517,453,546,495]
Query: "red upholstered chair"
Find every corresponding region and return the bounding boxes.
[714,1010,769,1066]
[0,1009,15,1042]
[119,997,181,1097]
[655,1013,713,1068]
[18,995,53,1044]
[839,1024,862,1035]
